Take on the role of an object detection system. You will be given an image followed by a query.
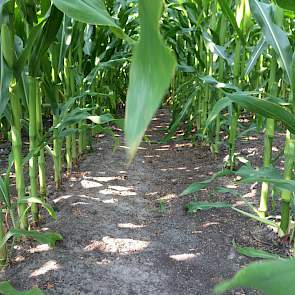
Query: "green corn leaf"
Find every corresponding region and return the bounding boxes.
[15,22,44,72]
[161,88,197,143]
[29,5,63,76]
[217,0,245,44]
[0,56,12,118]
[214,259,295,294]
[0,229,63,249]
[244,37,268,76]
[186,201,232,214]
[52,0,129,41]
[19,197,57,220]
[233,242,282,260]
[205,96,232,130]
[275,0,295,12]
[202,32,233,66]
[181,169,233,196]
[125,0,176,160]
[227,93,295,134]
[200,76,240,91]
[0,177,10,209]
[249,0,293,85]
[0,281,44,295]
[87,114,115,125]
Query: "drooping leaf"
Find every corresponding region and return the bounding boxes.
[214,259,295,294]
[200,76,240,91]
[52,0,129,41]
[227,93,295,134]
[87,113,115,125]
[244,37,268,76]
[162,88,198,143]
[19,197,57,220]
[249,0,293,85]
[186,201,231,214]
[29,5,63,76]
[125,0,176,159]
[205,96,231,129]
[0,229,63,248]
[0,281,44,295]
[181,169,233,196]
[233,242,282,260]
[202,32,233,66]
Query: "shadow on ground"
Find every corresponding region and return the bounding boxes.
[2,109,261,295]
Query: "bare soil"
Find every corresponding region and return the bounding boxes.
[0,109,285,294]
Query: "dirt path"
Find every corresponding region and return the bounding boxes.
[2,109,262,294]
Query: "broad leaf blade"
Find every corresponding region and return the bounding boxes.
[214,259,295,294]
[234,243,281,259]
[227,93,295,134]
[245,37,268,76]
[186,201,231,214]
[0,229,63,248]
[125,0,176,160]
[0,281,44,295]
[249,0,293,85]
[181,169,233,196]
[52,0,128,40]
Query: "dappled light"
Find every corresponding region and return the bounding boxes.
[169,253,200,262]
[30,260,60,277]
[2,0,294,294]
[84,237,150,255]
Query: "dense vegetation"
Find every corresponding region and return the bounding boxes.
[1,0,295,294]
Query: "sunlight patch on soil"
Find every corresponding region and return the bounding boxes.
[81,179,103,188]
[169,253,200,261]
[84,237,150,255]
[30,260,60,277]
[54,194,101,203]
[99,186,137,196]
[29,244,51,254]
[117,223,146,229]
[202,222,220,228]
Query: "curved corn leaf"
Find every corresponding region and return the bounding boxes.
[202,32,234,66]
[0,281,44,295]
[227,93,295,134]
[249,0,293,85]
[29,5,63,76]
[214,259,295,294]
[205,97,231,129]
[186,201,231,214]
[200,76,240,91]
[19,197,57,220]
[245,37,268,76]
[52,0,129,41]
[125,0,176,160]
[0,229,63,248]
[181,169,233,196]
[161,88,197,143]
[233,242,282,260]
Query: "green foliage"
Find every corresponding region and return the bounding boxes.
[125,0,176,159]
[214,259,295,294]
[233,242,282,259]
[0,281,44,295]
[0,229,63,248]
